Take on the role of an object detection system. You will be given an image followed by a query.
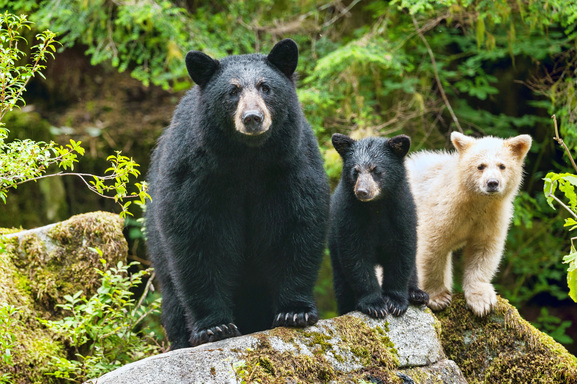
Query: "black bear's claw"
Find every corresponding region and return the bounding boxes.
[384,296,409,317]
[272,308,318,328]
[357,297,388,319]
[409,288,429,305]
[191,322,241,347]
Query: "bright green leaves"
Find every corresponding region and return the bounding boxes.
[40,259,161,381]
[0,12,58,123]
[0,12,149,217]
[564,244,577,302]
[543,119,577,303]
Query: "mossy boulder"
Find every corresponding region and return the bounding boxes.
[436,294,577,384]
[0,212,128,383]
[89,307,466,384]
[91,293,577,384]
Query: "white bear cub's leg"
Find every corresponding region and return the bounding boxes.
[461,238,503,316]
[418,249,453,311]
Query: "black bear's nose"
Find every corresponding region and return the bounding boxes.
[487,179,500,191]
[355,188,370,200]
[242,110,264,129]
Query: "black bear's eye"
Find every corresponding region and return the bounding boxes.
[260,83,271,94]
[477,164,486,171]
[229,86,240,96]
[499,164,506,170]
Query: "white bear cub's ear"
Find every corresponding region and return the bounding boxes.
[505,134,532,160]
[450,132,476,153]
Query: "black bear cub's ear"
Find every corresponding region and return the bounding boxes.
[332,133,355,157]
[185,51,220,87]
[387,135,411,158]
[267,39,298,79]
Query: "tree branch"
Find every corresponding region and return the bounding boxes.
[412,15,463,133]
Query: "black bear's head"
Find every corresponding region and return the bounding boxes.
[185,40,300,147]
[332,133,411,202]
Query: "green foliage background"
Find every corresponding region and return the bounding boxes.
[2,0,577,363]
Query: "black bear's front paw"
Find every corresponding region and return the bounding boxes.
[357,295,388,319]
[409,288,429,305]
[191,323,241,347]
[383,294,409,317]
[272,307,319,328]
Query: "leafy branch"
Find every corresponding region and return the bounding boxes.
[543,115,577,302]
[0,11,150,217]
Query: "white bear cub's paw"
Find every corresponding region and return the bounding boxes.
[464,282,497,317]
[427,290,452,311]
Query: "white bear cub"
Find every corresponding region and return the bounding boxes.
[406,132,532,316]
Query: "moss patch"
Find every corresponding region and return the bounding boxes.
[436,293,577,384]
[0,212,128,383]
[232,315,403,383]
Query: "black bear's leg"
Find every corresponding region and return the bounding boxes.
[330,249,356,315]
[268,242,321,328]
[155,268,190,350]
[266,216,326,328]
[345,251,387,319]
[379,247,413,317]
[146,223,192,349]
[408,266,429,305]
[159,214,244,347]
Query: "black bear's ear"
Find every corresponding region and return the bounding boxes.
[185,51,220,87]
[267,39,298,79]
[387,135,411,158]
[332,133,355,157]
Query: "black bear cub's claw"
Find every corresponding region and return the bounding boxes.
[409,288,429,305]
[357,297,388,319]
[272,308,319,328]
[191,322,241,347]
[384,296,409,317]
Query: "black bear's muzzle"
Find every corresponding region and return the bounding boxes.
[242,110,265,135]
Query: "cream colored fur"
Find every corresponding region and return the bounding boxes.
[407,132,532,316]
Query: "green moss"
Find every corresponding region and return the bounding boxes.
[0,212,128,383]
[233,315,403,383]
[436,293,577,384]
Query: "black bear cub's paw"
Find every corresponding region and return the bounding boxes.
[409,288,429,305]
[357,295,388,319]
[383,294,409,317]
[272,306,319,328]
[191,323,241,347]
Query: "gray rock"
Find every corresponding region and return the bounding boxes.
[88,307,465,384]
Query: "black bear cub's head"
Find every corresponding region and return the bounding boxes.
[332,133,411,202]
[184,39,299,145]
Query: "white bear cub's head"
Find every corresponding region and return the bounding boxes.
[451,132,532,197]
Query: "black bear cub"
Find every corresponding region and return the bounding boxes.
[329,133,428,318]
[146,39,330,349]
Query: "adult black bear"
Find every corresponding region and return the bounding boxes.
[146,39,330,349]
[328,134,428,318]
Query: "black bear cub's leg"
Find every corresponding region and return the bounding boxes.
[348,257,388,319]
[408,266,429,305]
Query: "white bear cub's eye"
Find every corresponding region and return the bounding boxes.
[499,164,506,170]
[477,164,486,171]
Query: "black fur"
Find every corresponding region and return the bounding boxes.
[146,39,330,349]
[328,134,428,318]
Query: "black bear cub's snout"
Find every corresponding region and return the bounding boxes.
[354,172,380,202]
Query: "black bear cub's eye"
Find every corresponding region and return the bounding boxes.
[260,83,271,94]
[499,164,506,170]
[477,164,486,171]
